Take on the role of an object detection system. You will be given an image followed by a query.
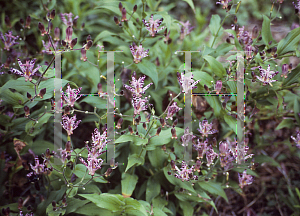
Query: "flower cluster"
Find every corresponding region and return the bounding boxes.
[0,31,19,51]
[130,42,149,64]
[42,39,59,54]
[177,72,201,93]
[142,14,166,37]
[166,102,182,120]
[256,65,279,86]
[238,170,254,189]
[180,127,196,147]
[60,12,79,27]
[62,83,82,107]
[10,58,41,82]
[91,128,111,151]
[61,115,81,136]
[197,119,218,137]
[27,157,51,180]
[173,161,198,182]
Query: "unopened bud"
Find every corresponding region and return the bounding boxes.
[18,198,23,210]
[289,63,293,71]
[233,15,237,24]
[146,113,151,122]
[52,201,56,208]
[204,84,209,91]
[119,2,123,12]
[85,40,93,50]
[38,22,47,36]
[27,92,32,99]
[136,131,139,136]
[81,22,85,30]
[65,141,71,152]
[121,8,127,22]
[171,147,174,152]
[5,16,11,28]
[273,53,277,58]
[257,36,262,41]
[133,5,137,13]
[226,38,231,43]
[266,48,272,53]
[54,27,60,41]
[128,125,134,134]
[48,21,53,31]
[24,106,30,116]
[160,118,165,127]
[120,90,124,96]
[86,35,92,42]
[50,9,56,19]
[70,38,77,49]
[172,119,178,127]
[38,88,46,99]
[80,48,87,62]
[156,126,161,136]
[114,16,120,25]
[171,128,177,139]
[143,122,147,130]
[268,40,272,45]
[121,130,126,135]
[66,26,73,44]
[97,83,103,94]
[116,118,123,129]
[25,16,31,29]
[45,148,51,158]
[62,197,67,207]
[61,40,67,47]
[252,25,259,39]
[171,160,176,169]
[64,106,70,115]
[20,18,24,26]
[73,17,78,28]
[105,167,113,177]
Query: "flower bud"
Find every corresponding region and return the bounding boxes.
[54,27,60,41]
[155,57,160,66]
[266,48,272,53]
[173,119,178,127]
[62,197,67,207]
[73,17,79,28]
[136,131,139,136]
[268,40,272,45]
[121,130,126,135]
[25,16,31,29]
[160,118,165,127]
[121,8,127,22]
[233,15,237,24]
[194,160,201,172]
[97,83,103,95]
[80,48,87,62]
[27,92,32,99]
[116,118,123,129]
[69,38,77,49]
[143,122,147,130]
[18,197,23,210]
[20,18,24,26]
[215,80,222,94]
[146,113,151,122]
[257,36,262,41]
[171,128,177,139]
[171,160,176,170]
[273,53,277,58]
[120,90,124,96]
[38,88,47,99]
[66,26,73,43]
[119,2,123,12]
[48,21,53,31]
[47,12,51,20]
[114,16,120,25]
[24,106,30,116]
[65,141,71,152]
[45,148,51,158]
[105,167,113,177]
[50,9,56,19]
[204,84,209,91]
[252,25,259,39]
[171,147,174,152]
[226,38,231,43]
[156,126,161,136]
[128,125,134,135]
[38,22,47,36]
[281,64,289,78]
[133,5,137,12]
[64,106,70,115]
[85,40,93,50]
[61,40,67,47]
[52,200,56,208]
[86,35,92,42]
[289,63,293,71]
[5,16,11,28]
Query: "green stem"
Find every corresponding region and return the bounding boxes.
[211,14,231,48]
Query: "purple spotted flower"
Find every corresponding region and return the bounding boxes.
[27,157,50,178]
[256,65,279,86]
[0,31,19,51]
[291,132,300,149]
[142,14,165,37]
[214,80,222,94]
[130,43,149,64]
[166,102,182,120]
[238,170,254,189]
[206,145,218,167]
[132,96,151,116]
[219,141,235,170]
[197,119,218,137]
[123,74,153,98]
[237,26,253,45]
[193,138,208,159]
[179,20,194,40]
[177,72,201,93]
[91,128,110,151]
[42,40,59,54]
[10,58,41,82]
[61,115,81,136]
[62,83,82,107]
[180,127,196,147]
[60,12,79,27]
[293,0,300,16]
[216,0,232,9]
[174,161,198,182]
[79,145,104,176]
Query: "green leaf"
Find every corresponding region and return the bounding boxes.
[46,203,66,216]
[155,11,172,31]
[25,113,52,136]
[277,27,300,56]
[262,15,274,46]
[198,181,228,203]
[203,55,226,78]
[227,81,237,93]
[282,63,300,87]
[65,198,90,215]
[148,146,167,169]
[94,30,117,43]
[124,198,148,216]
[152,207,168,216]
[39,78,70,100]
[146,176,161,202]
[115,135,134,144]
[125,154,144,172]
[136,60,158,90]
[205,96,222,117]
[79,193,125,212]
[73,202,114,216]
[183,0,195,13]
[80,96,107,110]
[0,89,24,107]
[224,114,237,135]
[179,201,193,216]
[122,173,138,198]
[275,118,294,130]
[209,14,221,37]
[73,164,108,183]
[254,155,280,167]
[192,71,214,88]
[66,187,78,198]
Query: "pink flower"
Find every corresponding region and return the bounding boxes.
[10,58,41,82]
[206,145,218,167]
[61,115,81,136]
[197,119,218,137]
[166,102,182,120]
[256,64,279,86]
[193,138,208,159]
[42,40,59,54]
[174,161,198,182]
[214,80,222,94]
[62,83,82,107]
[0,31,19,51]
[237,26,253,45]
[180,127,196,147]
[216,0,232,9]
[132,96,151,116]
[291,132,300,149]
[91,128,110,151]
[177,72,201,93]
[123,74,153,98]
[219,141,235,170]
[142,14,166,37]
[179,20,194,40]
[293,1,300,16]
[60,13,79,27]
[130,43,149,64]
[238,170,254,189]
[79,145,104,176]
